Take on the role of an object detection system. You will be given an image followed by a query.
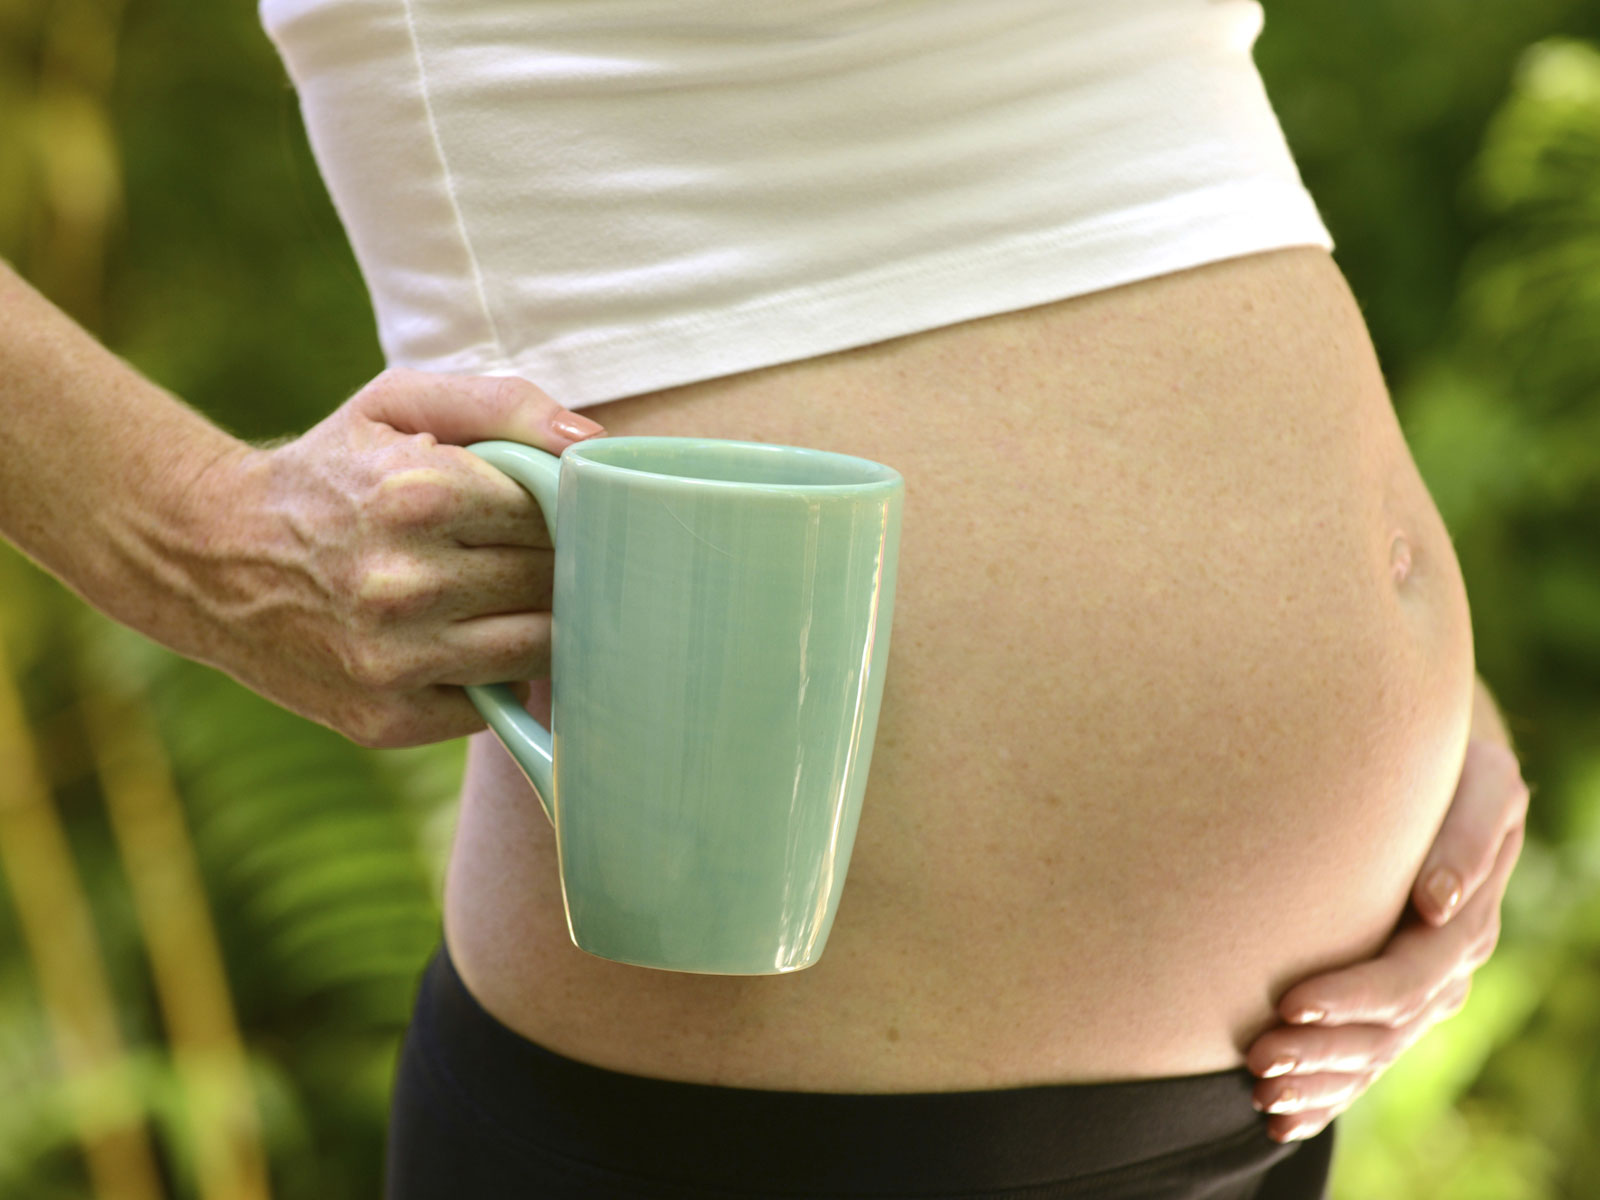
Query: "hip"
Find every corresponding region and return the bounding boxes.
[385,934,1333,1199]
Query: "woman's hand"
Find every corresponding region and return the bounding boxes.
[1244,737,1531,1143]
[190,367,606,748]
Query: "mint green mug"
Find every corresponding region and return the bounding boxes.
[462,436,903,975]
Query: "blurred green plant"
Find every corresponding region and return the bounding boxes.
[2,0,451,1194]
[1,0,1598,1197]
[1315,29,1600,1200]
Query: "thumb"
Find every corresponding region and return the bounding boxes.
[358,368,607,452]
[1411,739,1530,926]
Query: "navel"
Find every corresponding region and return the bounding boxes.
[1390,532,1413,585]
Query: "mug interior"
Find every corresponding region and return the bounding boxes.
[573,437,898,489]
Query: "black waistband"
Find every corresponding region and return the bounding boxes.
[405,934,1329,1197]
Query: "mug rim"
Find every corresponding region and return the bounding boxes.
[565,435,903,494]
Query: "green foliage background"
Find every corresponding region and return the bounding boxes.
[2,0,1598,1195]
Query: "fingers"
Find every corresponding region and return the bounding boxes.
[348,545,552,627]
[237,369,595,749]
[1247,822,1516,1140]
[356,368,607,454]
[1412,739,1531,925]
[367,452,554,549]
[353,371,602,550]
[1250,976,1472,1082]
[433,612,555,685]
[1249,1024,1398,1078]
[1276,822,1522,1027]
[1263,1105,1340,1145]
[435,546,554,619]
[336,685,489,749]
[1249,976,1471,1143]
[328,613,552,746]
[1253,1071,1368,1116]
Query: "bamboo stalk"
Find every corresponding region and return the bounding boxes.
[27,0,129,329]
[5,0,267,1193]
[77,648,273,1200]
[0,636,165,1199]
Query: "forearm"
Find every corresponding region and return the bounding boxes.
[1470,672,1514,754]
[0,257,255,662]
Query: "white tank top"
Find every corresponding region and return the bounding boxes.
[258,0,1332,411]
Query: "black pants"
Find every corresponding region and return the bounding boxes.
[384,936,1334,1199]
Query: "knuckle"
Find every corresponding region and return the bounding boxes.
[1470,920,1502,968]
[477,615,552,680]
[343,643,386,690]
[364,366,416,406]
[1348,981,1403,1028]
[1334,1075,1367,1106]
[342,703,420,750]
[343,693,478,748]
[1384,1014,1430,1062]
[485,374,546,420]
[1390,992,1432,1028]
[370,468,460,530]
[352,552,441,623]
[342,637,420,691]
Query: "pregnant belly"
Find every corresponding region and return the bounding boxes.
[441,246,1478,1090]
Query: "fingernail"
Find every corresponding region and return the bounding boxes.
[1267,1089,1300,1114]
[1282,1124,1316,1142]
[551,410,607,443]
[1262,1058,1297,1078]
[1287,1008,1326,1024]
[1426,868,1462,920]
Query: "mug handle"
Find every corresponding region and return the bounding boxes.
[461,439,564,827]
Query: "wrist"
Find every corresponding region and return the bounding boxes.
[99,429,275,667]
[1469,674,1514,754]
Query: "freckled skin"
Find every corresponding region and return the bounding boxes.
[377,466,455,492]
[357,563,426,604]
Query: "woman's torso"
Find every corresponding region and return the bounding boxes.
[442,245,1477,1090]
